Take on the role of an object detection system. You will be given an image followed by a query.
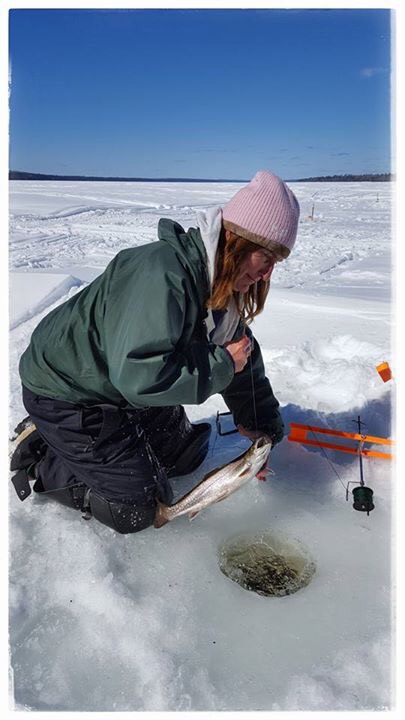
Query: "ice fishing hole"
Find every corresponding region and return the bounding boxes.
[218,530,316,597]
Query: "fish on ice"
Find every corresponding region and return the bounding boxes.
[154,436,272,528]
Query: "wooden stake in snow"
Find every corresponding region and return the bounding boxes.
[308,191,318,220]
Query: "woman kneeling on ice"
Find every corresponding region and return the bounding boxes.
[11,170,300,533]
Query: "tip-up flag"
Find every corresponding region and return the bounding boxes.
[376,361,392,383]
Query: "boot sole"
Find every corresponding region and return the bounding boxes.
[12,422,37,449]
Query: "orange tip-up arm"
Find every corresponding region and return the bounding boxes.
[288,422,394,460]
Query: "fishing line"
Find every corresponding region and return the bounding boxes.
[248,341,258,432]
[212,327,258,458]
[210,421,219,459]
[240,318,258,433]
[307,425,348,490]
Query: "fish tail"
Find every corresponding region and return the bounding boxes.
[154,498,169,529]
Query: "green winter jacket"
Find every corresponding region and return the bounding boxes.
[19,219,284,442]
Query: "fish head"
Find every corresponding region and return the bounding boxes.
[249,436,272,470]
[253,436,272,453]
[254,436,272,448]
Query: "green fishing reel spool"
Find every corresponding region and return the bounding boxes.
[346,482,375,515]
[352,485,374,514]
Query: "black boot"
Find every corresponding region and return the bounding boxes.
[10,417,48,501]
[10,418,47,474]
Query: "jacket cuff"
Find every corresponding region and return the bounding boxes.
[213,346,235,388]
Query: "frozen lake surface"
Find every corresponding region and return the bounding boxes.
[9,180,394,711]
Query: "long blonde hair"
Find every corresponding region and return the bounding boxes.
[208,228,274,323]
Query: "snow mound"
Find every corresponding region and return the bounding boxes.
[263,334,391,413]
[10,272,84,330]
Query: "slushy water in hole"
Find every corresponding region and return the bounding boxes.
[218,530,316,597]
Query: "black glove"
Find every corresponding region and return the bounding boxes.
[260,413,285,448]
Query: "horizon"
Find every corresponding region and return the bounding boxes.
[9,9,391,179]
[9,169,393,183]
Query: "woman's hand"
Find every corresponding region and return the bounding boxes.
[237,424,272,481]
[224,335,252,373]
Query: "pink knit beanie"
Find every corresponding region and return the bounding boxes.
[222,170,300,258]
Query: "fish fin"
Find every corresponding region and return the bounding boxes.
[154,499,169,529]
[188,510,201,521]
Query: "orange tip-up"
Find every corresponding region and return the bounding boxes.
[288,422,394,460]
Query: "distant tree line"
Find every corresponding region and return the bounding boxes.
[292,173,393,182]
[9,170,393,183]
[8,171,245,182]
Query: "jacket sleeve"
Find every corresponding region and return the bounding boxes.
[106,272,235,408]
[221,325,285,446]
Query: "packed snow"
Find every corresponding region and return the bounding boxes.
[8,180,394,711]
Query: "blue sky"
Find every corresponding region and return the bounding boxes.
[9,8,392,179]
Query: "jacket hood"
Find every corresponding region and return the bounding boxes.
[194,206,223,288]
[157,217,211,307]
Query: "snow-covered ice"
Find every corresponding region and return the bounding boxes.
[8,180,394,711]
[9,273,85,330]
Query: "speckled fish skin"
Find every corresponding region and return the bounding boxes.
[154,437,272,528]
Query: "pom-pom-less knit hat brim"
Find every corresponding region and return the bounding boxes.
[222,170,300,258]
[222,219,292,259]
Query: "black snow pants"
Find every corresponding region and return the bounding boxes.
[14,386,211,534]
